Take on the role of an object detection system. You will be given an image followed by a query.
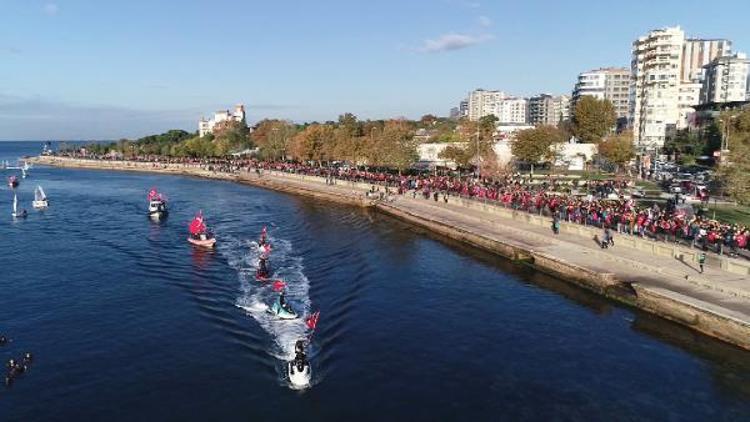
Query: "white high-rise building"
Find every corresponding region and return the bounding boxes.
[572,67,630,121]
[199,104,246,137]
[701,53,750,104]
[467,89,506,121]
[494,97,528,124]
[630,26,685,149]
[681,38,732,83]
[528,94,570,126]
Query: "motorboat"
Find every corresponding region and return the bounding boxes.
[146,188,168,219]
[33,185,48,209]
[8,176,18,188]
[187,211,215,248]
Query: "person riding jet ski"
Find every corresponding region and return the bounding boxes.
[269,292,297,319]
[256,256,270,280]
[288,339,311,388]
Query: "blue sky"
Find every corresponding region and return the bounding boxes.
[2,0,749,140]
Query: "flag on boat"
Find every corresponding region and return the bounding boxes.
[272,280,286,292]
[148,187,158,201]
[189,211,206,235]
[305,311,320,330]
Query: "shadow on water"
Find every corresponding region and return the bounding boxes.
[632,313,750,400]
[365,205,750,400]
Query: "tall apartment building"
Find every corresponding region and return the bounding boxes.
[467,89,506,121]
[701,52,750,104]
[630,26,685,149]
[528,94,570,126]
[459,99,469,118]
[682,38,732,83]
[572,67,630,121]
[494,97,528,124]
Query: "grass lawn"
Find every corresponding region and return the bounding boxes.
[701,204,750,226]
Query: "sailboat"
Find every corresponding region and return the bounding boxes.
[33,185,48,209]
[12,193,27,219]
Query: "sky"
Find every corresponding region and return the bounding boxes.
[2,0,750,140]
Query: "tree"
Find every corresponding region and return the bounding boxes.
[252,119,297,160]
[289,124,335,163]
[572,96,616,144]
[717,109,750,204]
[369,120,417,172]
[438,144,472,168]
[511,126,565,172]
[598,131,635,173]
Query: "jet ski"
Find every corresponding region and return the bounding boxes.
[288,340,311,388]
[256,257,270,281]
[268,294,297,320]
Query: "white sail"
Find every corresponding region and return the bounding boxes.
[35,185,46,201]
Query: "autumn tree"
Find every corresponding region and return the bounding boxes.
[368,120,417,172]
[717,109,750,204]
[438,144,472,168]
[289,124,335,164]
[598,131,635,173]
[572,96,617,144]
[511,125,566,173]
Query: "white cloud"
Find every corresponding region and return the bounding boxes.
[478,16,492,27]
[418,32,493,53]
[42,3,59,16]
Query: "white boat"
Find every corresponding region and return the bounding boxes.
[288,340,311,389]
[33,185,48,209]
[147,199,168,219]
[12,193,27,218]
[21,167,27,179]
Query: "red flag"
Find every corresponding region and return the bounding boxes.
[148,187,158,201]
[305,311,320,330]
[272,280,286,292]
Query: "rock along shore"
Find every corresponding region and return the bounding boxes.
[30,156,750,351]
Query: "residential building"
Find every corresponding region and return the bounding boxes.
[459,99,469,118]
[572,67,630,121]
[701,53,750,104]
[678,82,702,128]
[199,104,246,137]
[494,97,528,124]
[630,26,685,149]
[467,89,505,121]
[681,38,732,83]
[528,94,570,126]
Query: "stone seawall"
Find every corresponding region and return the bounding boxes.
[30,156,750,351]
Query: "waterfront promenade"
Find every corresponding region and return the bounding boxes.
[30,156,750,350]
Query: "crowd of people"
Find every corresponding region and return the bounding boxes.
[54,151,750,258]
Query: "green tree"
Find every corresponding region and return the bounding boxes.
[717,109,750,204]
[289,124,335,163]
[369,120,417,172]
[598,131,635,173]
[438,144,472,168]
[572,96,616,144]
[511,125,565,173]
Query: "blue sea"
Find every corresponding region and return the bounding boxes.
[2,141,750,421]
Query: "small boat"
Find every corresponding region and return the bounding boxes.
[21,168,27,179]
[33,185,48,209]
[268,294,298,320]
[147,188,168,219]
[8,176,19,188]
[187,211,215,248]
[11,193,27,219]
[287,340,311,389]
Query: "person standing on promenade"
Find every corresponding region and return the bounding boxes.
[698,252,706,273]
[552,213,560,235]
